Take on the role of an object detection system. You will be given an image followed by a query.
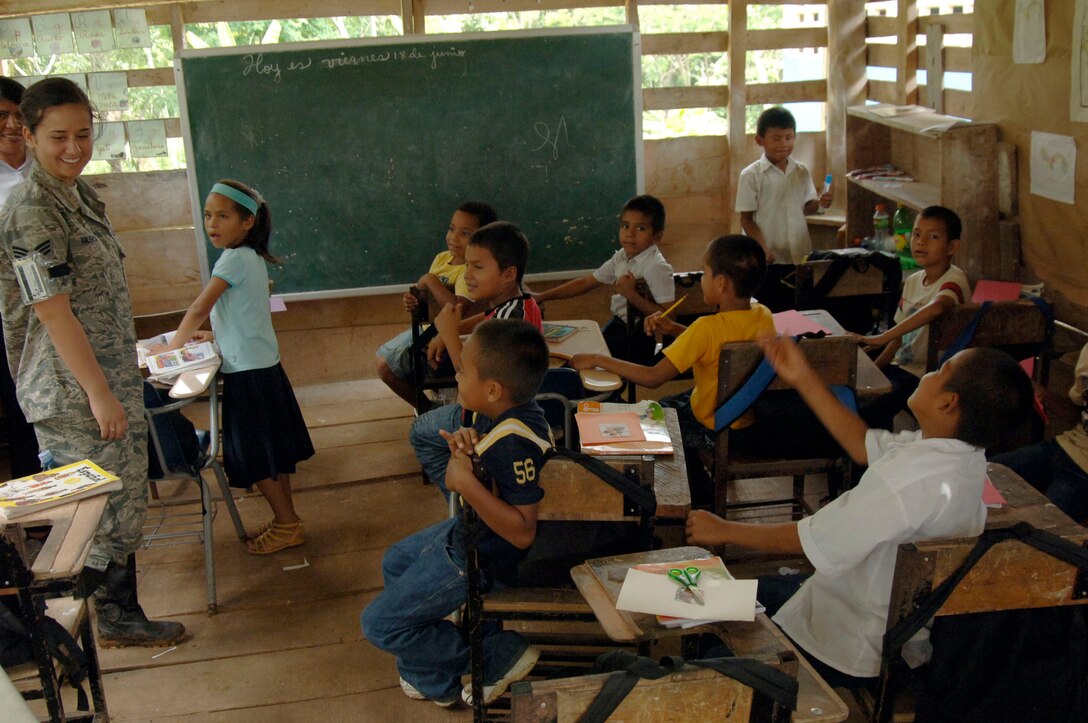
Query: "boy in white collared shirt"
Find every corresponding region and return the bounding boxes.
[736,107,831,312]
[534,195,674,362]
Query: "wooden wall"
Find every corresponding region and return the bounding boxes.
[974,0,1088,334]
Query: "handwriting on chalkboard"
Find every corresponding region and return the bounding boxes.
[242,46,467,83]
[532,116,569,161]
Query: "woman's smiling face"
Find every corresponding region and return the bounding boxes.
[24,103,93,185]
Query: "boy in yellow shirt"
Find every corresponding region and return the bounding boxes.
[571,234,775,501]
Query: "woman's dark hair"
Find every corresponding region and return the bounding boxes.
[214,179,280,265]
[20,77,97,134]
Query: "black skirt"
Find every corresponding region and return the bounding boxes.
[220,363,315,488]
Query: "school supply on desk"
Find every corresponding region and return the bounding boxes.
[657,294,688,322]
[542,323,579,342]
[577,413,645,444]
[972,280,1022,303]
[576,400,673,455]
[616,554,759,623]
[0,460,121,520]
[772,310,832,337]
[143,341,219,382]
[982,478,1006,508]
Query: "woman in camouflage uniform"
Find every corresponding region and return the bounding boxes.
[0,78,183,647]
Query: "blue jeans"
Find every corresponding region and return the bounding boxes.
[991,439,1088,522]
[360,518,528,700]
[409,403,492,499]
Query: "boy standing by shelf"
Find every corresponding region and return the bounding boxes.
[736,107,832,312]
[533,194,674,362]
[852,206,971,431]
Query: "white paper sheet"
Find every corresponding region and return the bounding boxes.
[1030,131,1076,204]
[1014,0,1046,64]
[32,13,74,57]
[615,568,758,622]
[72,10,116,54]
[0,18,34,60]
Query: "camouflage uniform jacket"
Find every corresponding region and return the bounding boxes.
[0,161,142,423]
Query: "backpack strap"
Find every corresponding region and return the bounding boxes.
[938,301,991,366]
[714,337,857,432]
[882,521,1088,661]
[577,652,797,723]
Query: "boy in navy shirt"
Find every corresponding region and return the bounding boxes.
[362,319,552,707]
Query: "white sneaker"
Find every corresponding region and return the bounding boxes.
[399,677,458,708]
[461,645,541,706]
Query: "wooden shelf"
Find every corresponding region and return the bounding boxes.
[846,104,999,280]
[847,177,940,212]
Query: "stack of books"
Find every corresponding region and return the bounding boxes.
[575,400,673,455]
[0,460,121,520]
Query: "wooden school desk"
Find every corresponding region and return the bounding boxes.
[570,546,848,722]
[545,320,623,394]
[1,495,110,721]
[795,309,892,401]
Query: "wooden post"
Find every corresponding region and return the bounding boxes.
[170,4,185,52]
[625,0,640,28]
[925,24,944,113]
[401,0,424,35]
[727,0,747,233]
[896,0,918,105]
[827,0,867,208]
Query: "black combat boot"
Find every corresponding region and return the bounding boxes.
[89,557,185,648]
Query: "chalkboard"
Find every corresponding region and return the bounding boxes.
[177,28,642,298]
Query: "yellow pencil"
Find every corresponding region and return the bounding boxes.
[658,294,688,320]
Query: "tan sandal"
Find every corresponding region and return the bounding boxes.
[246,519,276,541]
[246,521,305,555]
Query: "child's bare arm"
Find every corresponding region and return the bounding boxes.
[414,272,459,309]
[759,335,869,464]
[569,354,678,389]
[857,295,957,349]
[739,211,773,263]
[446,449,538,549]
[165,277,230,351]
[686,510,803,554]
[871,337,901,370]
[615,272,667,317]
[434,303,466,371]
[534,274,601,304]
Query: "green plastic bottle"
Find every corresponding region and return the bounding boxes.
[892,203,913,256]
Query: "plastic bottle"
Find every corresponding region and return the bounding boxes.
[38,450,56,471]
[892,203,913,256]
[872,203,892,252]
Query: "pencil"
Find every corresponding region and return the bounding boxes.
[658,294,688,321]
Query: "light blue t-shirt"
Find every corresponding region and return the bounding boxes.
[210,247,279,373]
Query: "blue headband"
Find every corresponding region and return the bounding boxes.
[210,182,259,216]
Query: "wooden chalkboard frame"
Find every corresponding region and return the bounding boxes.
[176,27,644,300]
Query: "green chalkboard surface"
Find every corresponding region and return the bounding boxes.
[177,28,642,297]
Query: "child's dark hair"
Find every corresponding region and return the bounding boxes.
[212,179,281,265]
[944,347,1035,448]
[20,77,98,135]
[757,107,796,136]
[469,221,530,284]
[918,205,963,242]
[622,195,667,234]
[705,235,767,299]
[0,76,25,105]
[472,319,548,405]
[458,201,498,228]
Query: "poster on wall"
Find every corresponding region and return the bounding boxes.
[93,121,126,161]
[1015,0,1046,64]
[73,10,117,54]
[1073,0,1088,121]
[0,18,34,60]
[1030,131,1076,204]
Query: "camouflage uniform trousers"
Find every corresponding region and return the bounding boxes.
[33,401,149,571]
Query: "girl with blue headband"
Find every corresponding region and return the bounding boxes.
[156,179,314,554]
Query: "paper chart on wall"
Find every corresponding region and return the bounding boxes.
[113,9,151,50]
[32,13,75,57]
[73,10,116,54]
[0,18,34,60]
[1030,131,1076,204]
[126,120,168,158]
[93,122,127,161]
[88,72,129,111]
[1014,0,1046,64]
[1072,0,1088,121]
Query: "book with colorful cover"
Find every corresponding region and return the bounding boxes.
[0,460,121,520]
[576,400,673,455]
[542,323,579,342]
[144,341,219,380]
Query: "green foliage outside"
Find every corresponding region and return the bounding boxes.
[2,4,804,173]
